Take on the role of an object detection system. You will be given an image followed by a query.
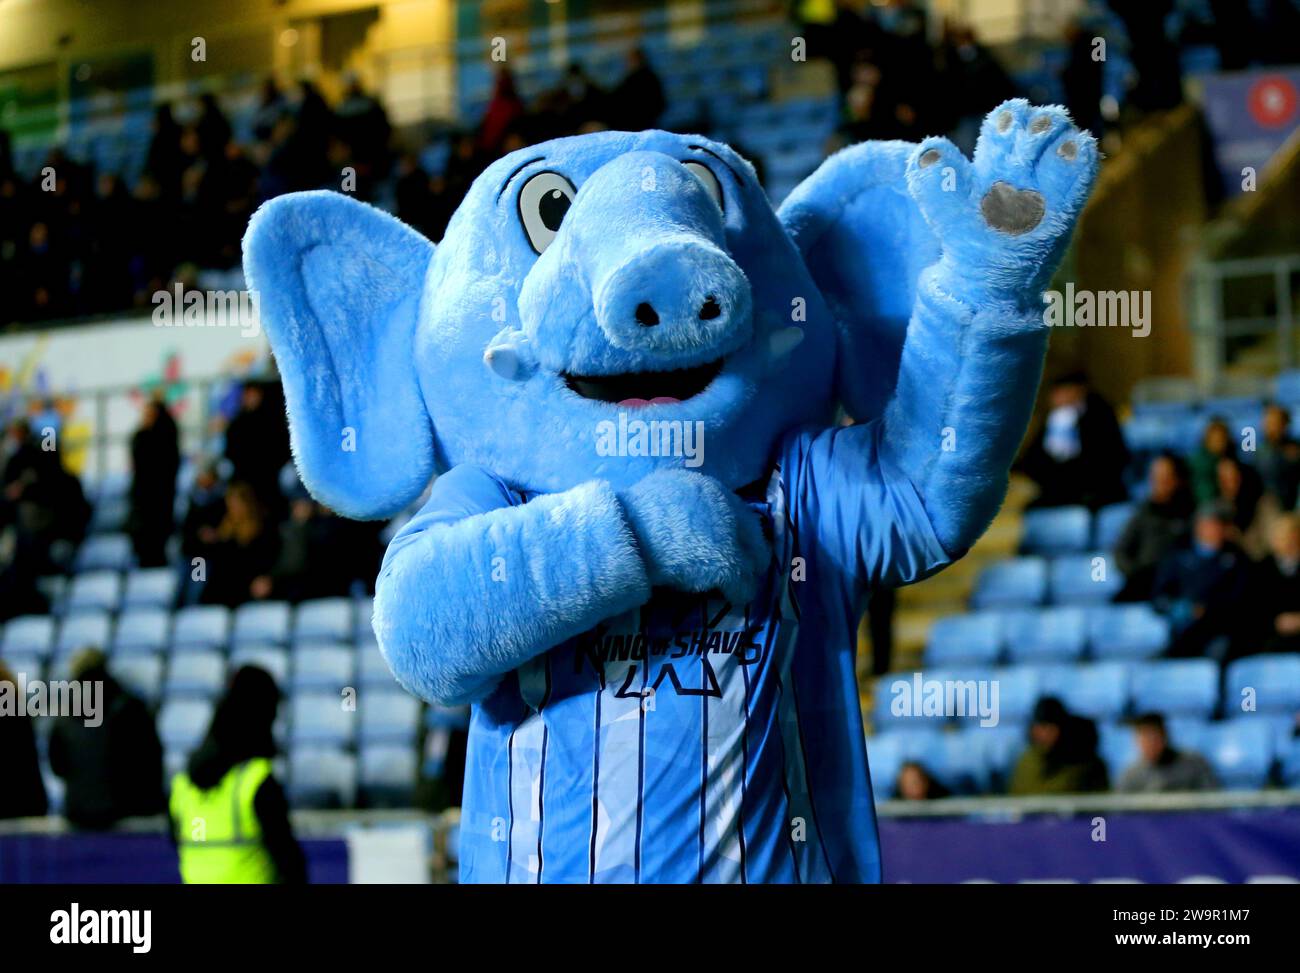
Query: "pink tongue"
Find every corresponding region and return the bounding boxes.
[618,397,681,407]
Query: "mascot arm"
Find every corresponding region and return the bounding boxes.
[373,465,651,706]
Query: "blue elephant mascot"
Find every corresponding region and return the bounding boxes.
[244,99,1096,883]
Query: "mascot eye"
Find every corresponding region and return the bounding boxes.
[518,171,576,254]
[682,161,724,212]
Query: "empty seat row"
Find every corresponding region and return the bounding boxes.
[1019,503,1136,556]
[0,597,375,658]
[928,603,1171,666]
[971,554,1133,609]
[875,654,1300,731]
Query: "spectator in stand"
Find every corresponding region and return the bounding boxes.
[1253,514,1300,654]
[145,103,184,201]
[895,761,951,800]
[1188,416,1234,505]
[252,77,287,141]
[127,392,181,568]
[335,73,393,183]
[1117,713,1217,793]
[1215,455,1271,558]
[1108,0,1182,113]
[1,418,90,577]
[201,481,280,608]
[179,460,226,605]
[1020,372,1129,509]
[1061,17,1105,138]
[1009,697,1108,795]
[0,660,49,819]
[609,47,666,132]
[196,92,233,162]
[934,21,1018,154]
[1115,451,1194,600]
[478,67,526,158]
[223,381,290,510]
[538,62,605,138]
[1152,502,1250,660]
[48,649,165,830]
[170,665,305,883]
[1258,403,1300,510]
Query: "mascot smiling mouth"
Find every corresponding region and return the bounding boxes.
[562,357,724,406]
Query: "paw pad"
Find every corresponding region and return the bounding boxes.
[1029,115,1053,134]
[919,149,942,168]
[1058,140,1078,161]
[979,181,1046,236]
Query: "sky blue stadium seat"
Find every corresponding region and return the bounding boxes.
[1224,655,1300,714]
[89,494,129,534]
[1002,607,1087,664]
[924,612,1003,668]
[74,533,133,573]
[66,570,123,614]
[288,747,357,809]
[1087,604,1170,660]
[964,724,1026,788]
[1278,733,1300,788]
[291,643,356,692]
[1123,414,1181,454]
[1039,662,1129,721]
[232,601,291,646]
[1097,720,1139,782]
[36,576,66,614]
[1275,369,1300,402]
[158,698,214,750]
[122,567,178,610]
[358,744,418,807]
[1202,720,1274,788]
[1130,659,1219,719]
[293,597,354,643]
[980,667,1040,725]
[56,611,112,658]
[1,615,56,659]
[359,643,397,688]
[874,669,980,731]
[165,651,227,698]
[1020,506,1091,555]
[1049,553,1124,605]
[1093,502,1135,550]
[171,605,230,652]
[112,608,171,655]
[230,645,291,687]
[290,692,357,747]
[913,729,989,794]
[866,732,909,799]
[359,690,422,745]
[971,557,1048,609]
[425,703,471,731]
[112,654,164,706]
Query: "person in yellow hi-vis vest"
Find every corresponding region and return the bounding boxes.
[169,666,305,883]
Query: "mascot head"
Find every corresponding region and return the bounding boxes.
[245,129,935,517]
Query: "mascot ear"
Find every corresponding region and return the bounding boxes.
[243,190,435,520]
[778,142,941,422]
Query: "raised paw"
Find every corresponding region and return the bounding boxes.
[906,98,1098,294]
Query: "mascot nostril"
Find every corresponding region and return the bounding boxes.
[244,111,1097,884]
[634,302,659,327]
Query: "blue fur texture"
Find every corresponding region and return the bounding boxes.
[244,101,1097,875]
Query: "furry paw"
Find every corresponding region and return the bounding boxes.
[905,98,1097,296]
[620,469,770,605]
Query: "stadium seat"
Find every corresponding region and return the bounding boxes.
[229,645,291,686]
[1097,721,1139,782]
[112,608,171,655]
[293,597,354,643]
[1278,732,1300,788]
[1087,604,1170,660]
[924,612,1003,668]
[290,692,357,747]
[158,698,215,750]
[112,654,164,705]
[1,615,56,659]
[913,729,989,794]
[1093,502,1135,550]
[358,643,398,688]
[359,744,419,807]
[1224,655,1300,714]
[1275,369,1300,403]
[165,651,227,698]
[288,747,358,808]
[1040,662,1129,721]
[865,733,909,799]
[1130,659,1219,719]
[55,611,112,658]
[1201,720,1274,788]
[1020,506,1091,554]
[2,649,44,682]
[233,601,292,646]
[65,570,123,614]
[291,643,356,691]
[73,533,133,573]
[425,703,471,731]
[970,557,1048,609]
[967,724,1027,788]
[122,567,179,610]
[359,690,422,745]
[873,669,981,731]
[979,667,1040,725]
[1049,553,1124,605]
[1002,607,1087,664]
[171,605,231,652]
